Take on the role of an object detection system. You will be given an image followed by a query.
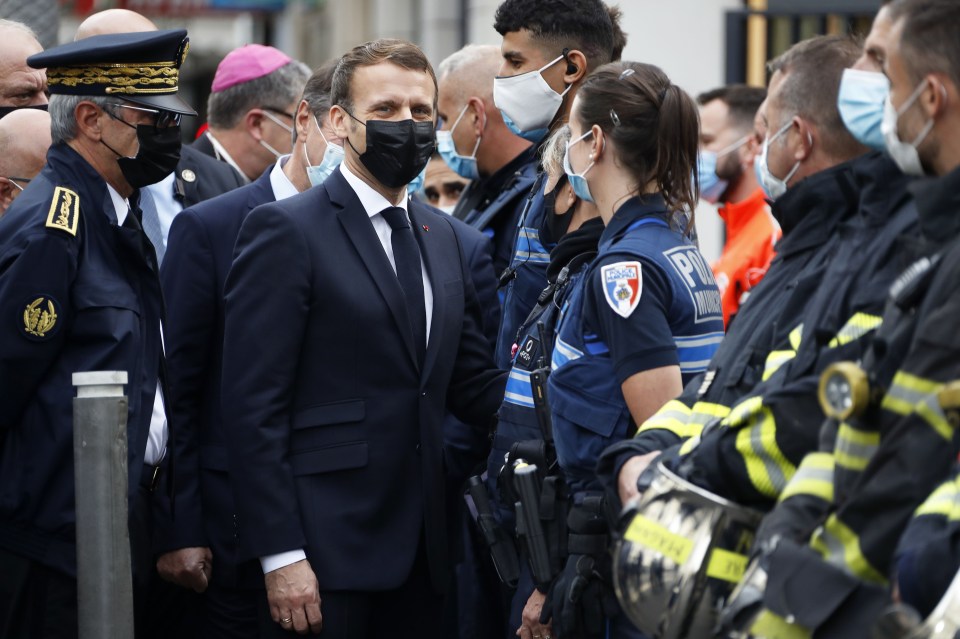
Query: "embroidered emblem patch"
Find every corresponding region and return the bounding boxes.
[601,261,642,318]
[45,187,80,236]
[22,296,59,339]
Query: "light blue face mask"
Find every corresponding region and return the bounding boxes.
[696,151,728,203]
[837,67,890,152]
[501,111,549,144]
[563,129,595,203]
[304,117,345,187]
[408,165,427,195]
[436,103,481,180]
[695,134,752,203]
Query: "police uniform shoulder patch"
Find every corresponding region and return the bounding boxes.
[21,295,60,340]
[601,261,642,318]
[45,187,80,236]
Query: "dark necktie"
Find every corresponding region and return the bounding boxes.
[380,206,426,363]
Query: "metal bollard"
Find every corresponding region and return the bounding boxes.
[73,371,134,639]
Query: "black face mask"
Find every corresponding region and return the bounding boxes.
[103,124,182,189]
[543,179,578,243]
[0,104,48,120]
[346,113,436,189]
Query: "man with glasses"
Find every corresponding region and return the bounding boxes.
[193,44,311,182]
[0,107,50,216]
[0,29,196,636]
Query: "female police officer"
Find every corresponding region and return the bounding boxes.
[537,62,725,638]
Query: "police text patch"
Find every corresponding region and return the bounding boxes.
[45,187,80,236]
[664,246,722,323]
[21,295,60,340]
[601,261,642,318]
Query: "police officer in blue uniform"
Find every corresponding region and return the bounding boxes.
[535,62,724,639]
[0,30,195,637]
[491,0,621,370]
[481,125,605,639]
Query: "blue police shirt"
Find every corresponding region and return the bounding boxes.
[494,171,553,369]
[548,194,724,492]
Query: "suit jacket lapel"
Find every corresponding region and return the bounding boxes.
[327,172,420,369]
[409,202,446,381]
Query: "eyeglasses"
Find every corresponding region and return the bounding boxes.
[5,177,30,191]
[261,108,294,134]
[106,103,181,129]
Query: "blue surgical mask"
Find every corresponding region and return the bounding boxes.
[696,134,751,203]
[563,130,595,203]
[436,103,481,180]
[408,165,427,195]
[837,68,889,152]
[502,111,549,144]
[304,117,344,187]
[697,151,728,203]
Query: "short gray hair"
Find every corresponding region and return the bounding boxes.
[49,94,112,144]
[0,19,38,40]
[207,59,311,130]
[292,60,337,143]
[437,44,501,106]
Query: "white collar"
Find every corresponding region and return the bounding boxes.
[269,155,299,201]
[339,162,408,219]
[205,131,250,183]
[106,183,129,226]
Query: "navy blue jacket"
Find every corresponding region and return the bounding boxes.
[158,168,276,586]
[0,143,163,577]
[221,168,506,592]
[176,145,245,208]
[454,146,538,279]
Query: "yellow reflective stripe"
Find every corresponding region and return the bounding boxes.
[811,516,887,584]
[762,351,795,381]
[705,547,749,583]
[834,422,880,472]
[690,401,731,425]
[916,394,952,441]
[789,324,803,350]
[881,371,951,441]
[635,399,697,439]
[779,452,835,503]
[733,399,796,499]
[623,514,693,566]
[827,312,883,349]
[915,476,960,520]
[762,325,805,381]
[678,436,700,456]
[724,395,765,428]
[635,400,730,440]
[750,610,811,639]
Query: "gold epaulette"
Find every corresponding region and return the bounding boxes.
[45,186,80,236]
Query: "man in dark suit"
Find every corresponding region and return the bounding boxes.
[162,58,501,637]
[221,39,506,638]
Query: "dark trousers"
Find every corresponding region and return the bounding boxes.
[0,547,78,639]
[258,536,443,639]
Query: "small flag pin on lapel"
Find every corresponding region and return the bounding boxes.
[422,224,430,232]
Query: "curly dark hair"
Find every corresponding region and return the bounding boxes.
[494,0,617,71]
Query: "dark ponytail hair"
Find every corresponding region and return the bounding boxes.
[575,61,700,224]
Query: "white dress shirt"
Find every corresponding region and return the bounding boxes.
[259,161,434,575]
[105,184,167,466]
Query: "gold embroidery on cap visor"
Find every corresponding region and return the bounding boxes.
[46,61,179,95]
[45,187,79,236]
[23,297,58,338]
